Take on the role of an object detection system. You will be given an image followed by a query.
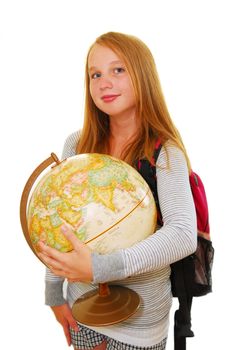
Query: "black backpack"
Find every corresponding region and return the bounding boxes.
[136,141,214,350]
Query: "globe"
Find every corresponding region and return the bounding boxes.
[27,153,157,255]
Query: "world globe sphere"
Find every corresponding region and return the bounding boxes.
[27,153,157,255]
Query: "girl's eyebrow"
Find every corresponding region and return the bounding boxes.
[88,60,124,72]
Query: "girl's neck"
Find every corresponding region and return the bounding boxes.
[109,113,138,143]
[108,114,139,158]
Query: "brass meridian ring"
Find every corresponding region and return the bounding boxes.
[85,187,150,245]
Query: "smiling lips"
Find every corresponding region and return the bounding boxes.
[101,94,120,102]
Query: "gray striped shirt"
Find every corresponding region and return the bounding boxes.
[45,131,197,346]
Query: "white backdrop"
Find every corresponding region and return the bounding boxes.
[0,0,233,349]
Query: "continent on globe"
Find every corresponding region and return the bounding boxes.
[27,153,157,254]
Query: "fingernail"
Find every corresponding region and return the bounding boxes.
[73,325,79,332]
[61,225,68,233]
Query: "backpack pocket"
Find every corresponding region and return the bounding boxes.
[193,236,214,296]
[170,236,214,298]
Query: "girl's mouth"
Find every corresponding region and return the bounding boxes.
[101,95,120,103]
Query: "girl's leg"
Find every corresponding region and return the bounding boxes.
[93,341,107,350]
[74,340,107,350]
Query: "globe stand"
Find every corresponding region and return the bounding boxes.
[71,283,140,326]
[20,153,141,326]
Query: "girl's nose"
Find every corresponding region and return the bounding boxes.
[99,76,113,90]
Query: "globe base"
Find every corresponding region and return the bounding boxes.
[71,284,140,326]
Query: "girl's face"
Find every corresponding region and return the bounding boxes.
[88,44,136,119]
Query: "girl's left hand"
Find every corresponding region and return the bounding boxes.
[37,225,93,283]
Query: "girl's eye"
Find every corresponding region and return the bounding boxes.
[114,67,125,74]
[90,67,125,79]
[91,72,101,79]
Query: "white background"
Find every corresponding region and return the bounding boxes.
[0,0,233,349]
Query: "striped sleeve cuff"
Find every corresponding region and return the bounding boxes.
[91,251,126,284]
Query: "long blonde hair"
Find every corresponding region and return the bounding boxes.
[76,31,190,169]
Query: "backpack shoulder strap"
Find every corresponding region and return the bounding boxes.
[136,139,163,225]
[152,139,162,164]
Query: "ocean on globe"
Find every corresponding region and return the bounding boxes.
[27,153,157,254]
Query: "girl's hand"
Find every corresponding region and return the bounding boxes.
[51,303,79,346]
[37,225,93,282]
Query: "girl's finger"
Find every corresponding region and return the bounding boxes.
[37,240,65,260]
[61,225,84,251]
[37,252,63,271]
[63,324,72,346]
[68,317,79,332]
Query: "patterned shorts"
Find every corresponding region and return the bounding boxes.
[70,324,167,350]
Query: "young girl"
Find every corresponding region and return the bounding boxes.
[38,32,197,350]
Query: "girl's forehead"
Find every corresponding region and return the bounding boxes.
[88,44,123,68]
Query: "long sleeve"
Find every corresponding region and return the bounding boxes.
[92,144,197,283]
[45,131,80,305]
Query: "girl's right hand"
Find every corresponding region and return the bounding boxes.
[51,303,79,346]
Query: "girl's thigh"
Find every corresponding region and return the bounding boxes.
[74,340,107,350]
